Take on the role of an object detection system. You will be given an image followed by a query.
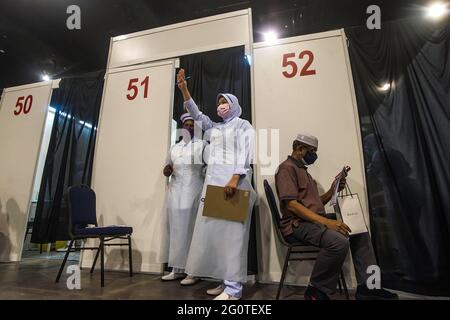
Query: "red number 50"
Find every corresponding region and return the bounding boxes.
[282,50,316,78]
[14,95,33,116]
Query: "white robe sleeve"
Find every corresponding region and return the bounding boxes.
[234,120,255,176]
[165,145,174,166]
[183,98,217,131]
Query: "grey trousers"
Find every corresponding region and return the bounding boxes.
[286,222,377,295]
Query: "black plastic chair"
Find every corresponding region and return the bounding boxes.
[55,185,133,287]
[263,179,349,300]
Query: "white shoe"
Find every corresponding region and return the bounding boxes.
[161,272,184,281]
[180,275,200,286]
[206,284,225,296]
[213,291,240,300]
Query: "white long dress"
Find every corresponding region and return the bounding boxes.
[184,98,256,283]
[166,137,205,270]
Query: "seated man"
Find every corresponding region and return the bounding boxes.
[275,133,398,300]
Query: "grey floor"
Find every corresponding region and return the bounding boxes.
[0,252,354,300]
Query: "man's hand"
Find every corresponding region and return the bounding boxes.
[224,175,240,200]
[337,177,346,192]
[324,219,352,237]
[177,69,188,91]
[163,164,173,177]
[328,176,347,197]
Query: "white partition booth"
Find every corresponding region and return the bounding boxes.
[253,30,367,288]
[0,81,55,262]
[81,9,254,273]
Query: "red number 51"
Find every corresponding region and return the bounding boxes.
[282,51,316,78]
[126,76,149,101]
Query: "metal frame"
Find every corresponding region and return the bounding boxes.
[277,245,349,300]
[56,234,132,287]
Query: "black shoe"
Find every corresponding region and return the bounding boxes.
[355,285,399,300]
[304,285,330,300]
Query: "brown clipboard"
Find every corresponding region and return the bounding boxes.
[202,185,250,222]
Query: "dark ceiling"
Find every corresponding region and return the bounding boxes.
[0,0,430,90]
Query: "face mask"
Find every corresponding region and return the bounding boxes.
[217,103,230,119]
[186,127,195,138]
[303,151,318,165]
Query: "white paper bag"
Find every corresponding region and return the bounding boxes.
[337,194,368,235]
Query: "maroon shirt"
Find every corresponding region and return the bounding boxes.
[275,156,326,237]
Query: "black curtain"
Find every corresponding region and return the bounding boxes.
[173,46,251,127]
[346,18,450,295]
[31,71,104,243]
[173,46,257,275]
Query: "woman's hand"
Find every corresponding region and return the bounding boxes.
[176,68,191,101]
[163,164,173,177]
[177,69,188,91]
[224,174,240,200]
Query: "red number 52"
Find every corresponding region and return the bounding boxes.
[282,50,316,78]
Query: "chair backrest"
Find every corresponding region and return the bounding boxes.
[67,185,97,231]
[263,179,289,245]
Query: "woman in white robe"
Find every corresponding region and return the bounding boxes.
[161,113,205,285]
[176,69,256,300]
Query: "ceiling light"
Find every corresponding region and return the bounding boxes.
[426,2,448,19]
[263,31,278,45]
[379,82,391,92]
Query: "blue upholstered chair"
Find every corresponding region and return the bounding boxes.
[55,185,133,287]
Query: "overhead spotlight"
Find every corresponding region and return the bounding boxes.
[42,74,50,81]
[263,31,278,45]
[426,2,448,20]
[0,49,5,54]
[378,82,391,92]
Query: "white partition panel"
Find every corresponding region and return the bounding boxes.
[0,81,53,262]
[253,30,367,288]
[81,60,176,273]
[108,9,252,69]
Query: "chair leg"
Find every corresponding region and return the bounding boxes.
[340,270,350,300]
[128,235,133,277]
[276,247,291,300]
[55,240,74,283]
[90,246,100,274]
[100,237,105,287]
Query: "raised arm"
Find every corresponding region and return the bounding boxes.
[176,69,216,131]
